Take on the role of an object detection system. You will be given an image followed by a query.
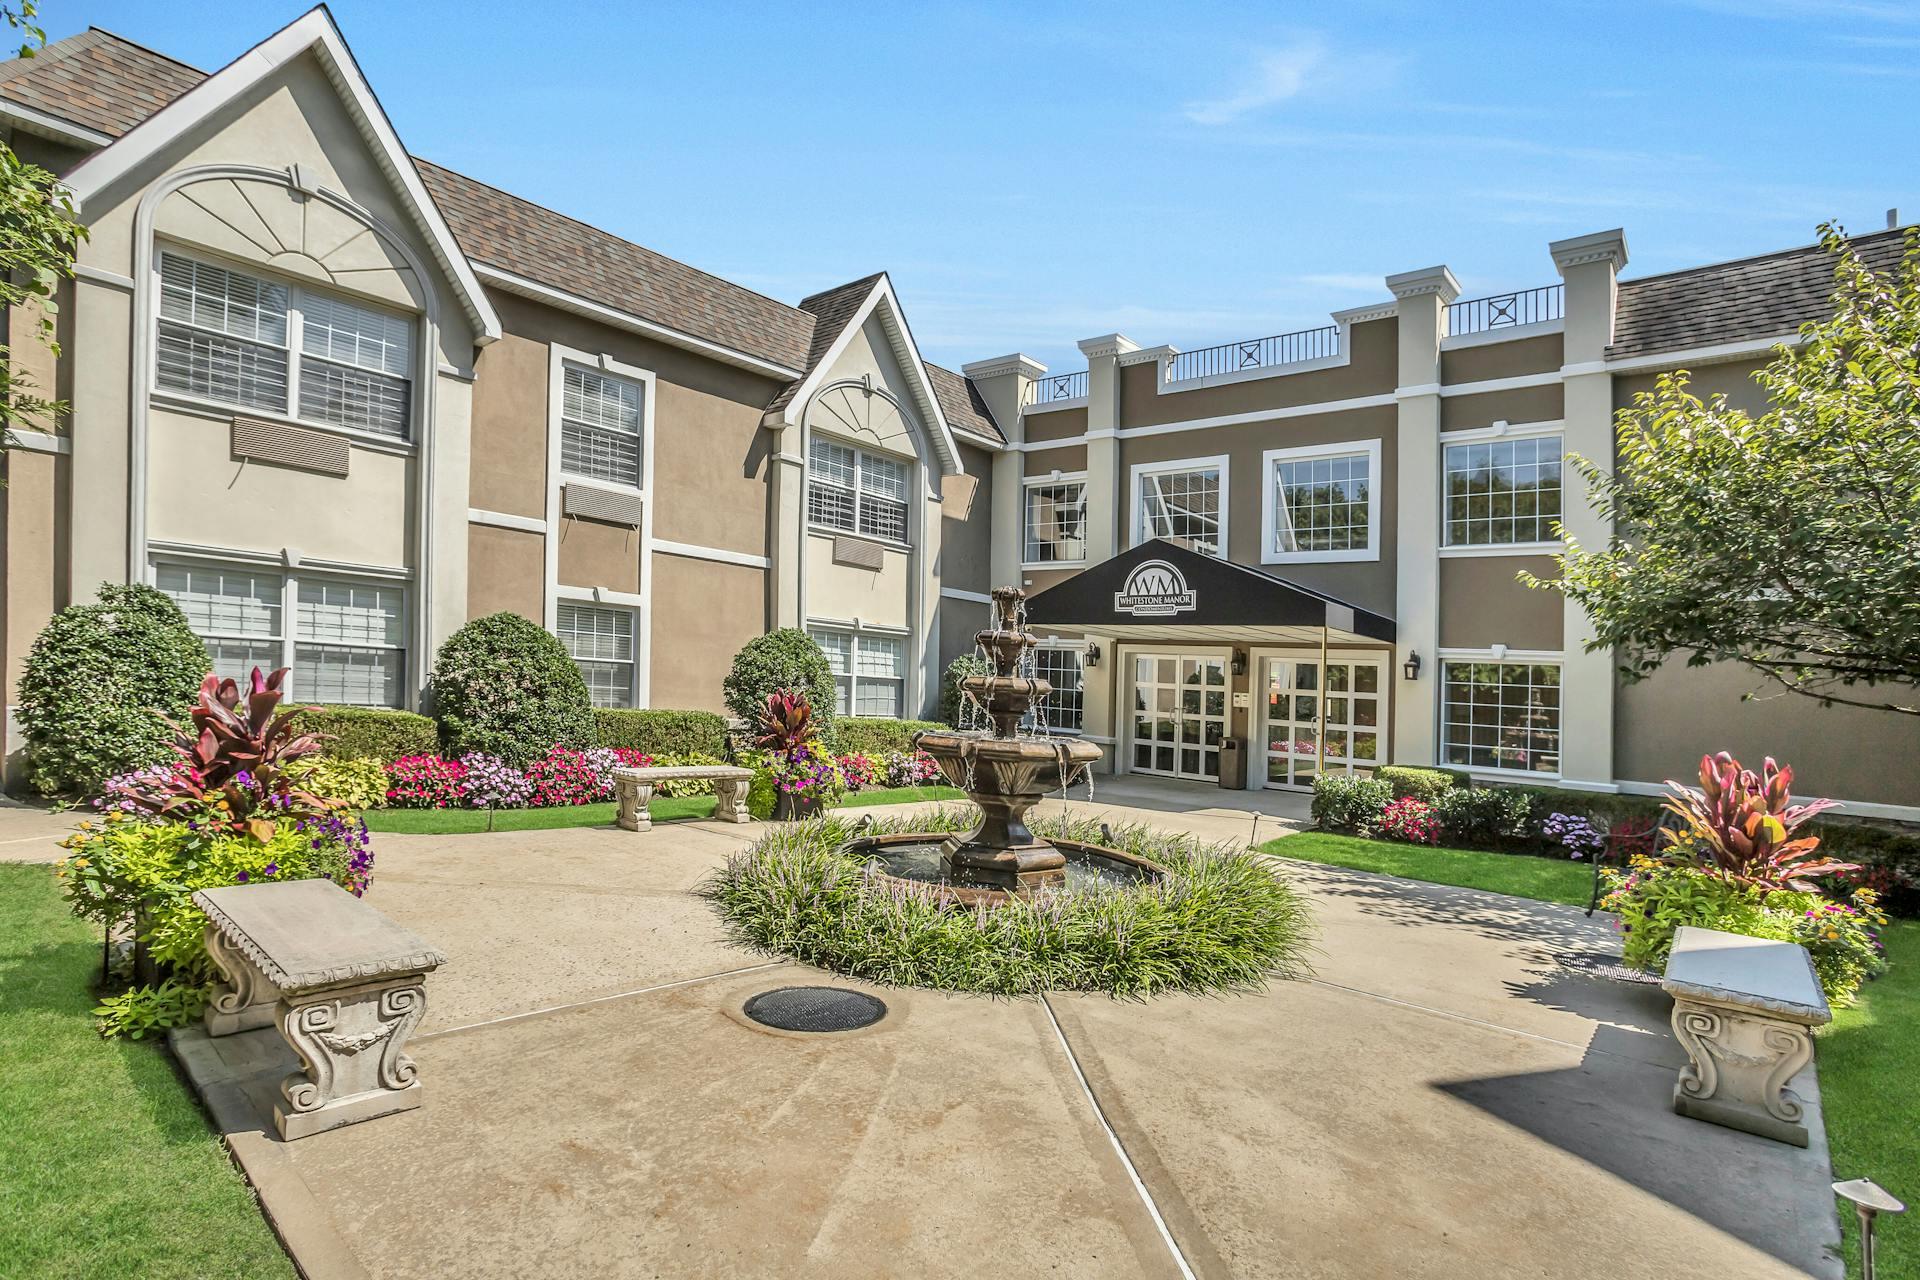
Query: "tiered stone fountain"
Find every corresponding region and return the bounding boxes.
[845,586,1165,905]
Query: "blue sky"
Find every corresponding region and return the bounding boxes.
[47,0,1920,373]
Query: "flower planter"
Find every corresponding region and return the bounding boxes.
[773,792,825,821]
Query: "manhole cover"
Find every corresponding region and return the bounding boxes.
[743,986,887,1033]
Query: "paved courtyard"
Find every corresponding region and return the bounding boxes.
[20,791,1845,1278]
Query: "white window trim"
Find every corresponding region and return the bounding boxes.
[1129,453,1230,559]
[805,432,915,549]
[1259,439,1381,565]
[807,620,909,719]
[1021,470,1089,570]
[1436,650,1565,781]
[1030,637,1086,734]
[150,243,420,444]
[557,363,647,492]
[149,553,410,708]
[1439,419,1567,552]
[544,345,655,709]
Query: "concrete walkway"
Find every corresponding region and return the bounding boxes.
[11,799,1843,1278]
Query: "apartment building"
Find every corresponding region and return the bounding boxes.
[0,11,1913,815]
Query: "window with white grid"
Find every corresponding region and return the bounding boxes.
[156,250,415,439]
[1032,646,1083,731]
[1137,462,1224,557]
[294,581,404,707]
[1272,448,1372,555]
[1023,478,1087,565]
[1444,435,1562,546]
[560,366,644,487]
[297,291,413,438]
[810,627,853,716]
[808,626,902,717]
[1441,661,1561,775]
[556,603,636,708]
[155,562,283,686]
[807,436,911,545]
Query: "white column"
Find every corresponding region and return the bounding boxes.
[1551,229,1629,790]
[1077,332,1137,565]
[961,353,1043,592]
[1385,266,1458,767]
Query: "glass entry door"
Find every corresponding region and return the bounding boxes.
[1130,654,1227,781]
[1262,656,1384,789]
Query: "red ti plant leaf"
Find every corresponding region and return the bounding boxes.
[1660,751,1855,891]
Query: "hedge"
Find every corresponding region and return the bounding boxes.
[1376,766,1458,803]
[594,708,728,758]
[291,707,438,763]
[832,718,945,756]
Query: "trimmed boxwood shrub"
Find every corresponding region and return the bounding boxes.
[594,708,728,758]
[1431,786,1534,848]
[832,717,945,756]
[429,612,595,767]
[1375,766,1459,804]
[16,583,209,794]
[722,629,835,737]
[1310,775,1392,833]
[290,706,437,763]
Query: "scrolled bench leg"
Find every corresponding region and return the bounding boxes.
[616,778,655,832]
[203,923,280,1036]
[1669,997,1815,1146]
[275,977,430,1141]
[714,777,753,824]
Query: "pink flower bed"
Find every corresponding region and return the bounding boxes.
[386,747,653,809]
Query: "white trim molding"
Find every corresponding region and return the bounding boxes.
[72,263,136,292]
[1260,438,1383,565]
[8,429,69,455]
[651,538,770,570]
[0,99,113,148]
[468,508,548,535]
[940,586,993,605]
[1441,317,1564,351]
[1129,453,1231,559]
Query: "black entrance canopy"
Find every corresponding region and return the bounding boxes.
[1024,539,1396,644]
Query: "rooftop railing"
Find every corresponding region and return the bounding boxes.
[1164,325,1341,383]
[1446,284,1563,337]
[1024,369,1089,406]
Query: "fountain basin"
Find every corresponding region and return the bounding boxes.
[847,831,1167,908]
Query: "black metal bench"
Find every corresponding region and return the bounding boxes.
[1585,807,1686,916]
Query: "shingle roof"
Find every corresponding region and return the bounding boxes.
[926,363,1004,445]
[0,28,204,138]
[1609,226,1914,359]
[763,273,885,413]
[415,160,813,372]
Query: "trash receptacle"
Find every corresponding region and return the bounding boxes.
[1218,736,1247,789]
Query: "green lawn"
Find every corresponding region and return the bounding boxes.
[362,784,965,835]
[1263,829,1917,1279]
[0,864,293,1279]
[1259,831,1595,906]
[1822,920,1919,1280]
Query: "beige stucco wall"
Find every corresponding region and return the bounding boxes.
[1024,406,1087,442]
[940,441,994,594]
[556,516,641,595]
[1118,404,1398,616]
[1613,358,1771,418]
[2,446,68,783]
[1437,555,1562,651]
[804,532,910,629]
[1440,383,1564,432]
[146,406,415,568]
[1121,316,1397,430]
[1440,333,1564,385]
[466,524,543,622]
[467,326,549,520]
[1615,661,1920,808]
[648,552,766,713]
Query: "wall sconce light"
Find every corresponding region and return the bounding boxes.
[1231,649,1248,677]
[1403,650,1422,682]
[1084,641,1100,669]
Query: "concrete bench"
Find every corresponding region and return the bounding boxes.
[1661,925,1832,1146]
[613,764,754,830]
[195,879,447,1141]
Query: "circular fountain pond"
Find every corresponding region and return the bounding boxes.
[846,832,1166,908]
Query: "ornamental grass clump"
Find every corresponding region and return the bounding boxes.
[702,808,1316,998]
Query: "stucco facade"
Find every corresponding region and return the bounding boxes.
[1,12,1916,815]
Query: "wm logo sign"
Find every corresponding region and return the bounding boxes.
[1114,560,1197,618]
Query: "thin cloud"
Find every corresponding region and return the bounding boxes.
[1182,38,1401,126]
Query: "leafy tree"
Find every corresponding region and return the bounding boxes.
[722,629,835,738]
[0,2,87,456]
[1537,224,1920,715]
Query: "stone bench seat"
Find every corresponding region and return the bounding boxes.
[195,878,447,1140]
[1660,925,1832,1146]
[613,764,755,831]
